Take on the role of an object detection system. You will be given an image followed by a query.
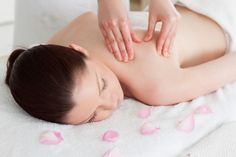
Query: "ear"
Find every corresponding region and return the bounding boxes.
[68,43,89,57]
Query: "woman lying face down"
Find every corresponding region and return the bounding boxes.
[65,44,124,124]
[5,44,124,125]
[5,6,236,125]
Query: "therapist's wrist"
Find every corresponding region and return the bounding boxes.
[97,0,124,11]
[97,0,120,3]
[97,0,121,5]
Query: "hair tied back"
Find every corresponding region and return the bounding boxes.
[5,49,26,86]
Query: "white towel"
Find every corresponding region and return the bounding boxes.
[1,54,236,157]
[179,122,236,157]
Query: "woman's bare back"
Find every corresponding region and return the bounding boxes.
[48,5,229,105]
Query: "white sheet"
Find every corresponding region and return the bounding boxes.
[1,51,236,157]
[179,122,236,157]
[2,5,236,156]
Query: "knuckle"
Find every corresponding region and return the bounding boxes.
[149,17,156,23]
[105,39,109,44]
[113,50,119,55]
[124,38,131,44]
[109,38,116,44]
[117,38,124,44]
[127,47,133,54]
[119,19,127,27]
[102,22,109,29]
[112,49,117,53]
[126,46,131,51]
[169,14,181,23]
[109,20,117,29]
[120,49,126,54]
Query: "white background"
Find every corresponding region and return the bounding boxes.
[0,0,15,56]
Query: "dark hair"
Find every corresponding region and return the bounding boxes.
[5,44,87,124]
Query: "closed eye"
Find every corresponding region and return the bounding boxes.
[102,78,107,91]
[88,112,96,123]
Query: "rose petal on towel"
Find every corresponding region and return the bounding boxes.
[102,130,119,142]
[103,147,121,157]
[137,107,154,119]
[177,114,195,133]
[186,153,192,157]
[194,105,212,114]
[140,122,160,135]
[39,130,63,145]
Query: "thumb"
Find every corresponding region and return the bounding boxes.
[144,18,156,41]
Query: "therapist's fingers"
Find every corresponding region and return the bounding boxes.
[127,20,142,43]
[167,35,175,57]
[101,27,113,53]
[111,21,128,62]
[106,27,122,61]
[100,25,113,53]
[156,21,172,55]
[144,17,157,41]
[120,21,134,60]
[166,25,177,56]
[105,38,113,53]
[161,24,176,57]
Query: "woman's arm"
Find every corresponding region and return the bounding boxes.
[147,53,236,106]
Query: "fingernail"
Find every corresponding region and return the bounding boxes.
[163,51,167,57]
[122,56,128,62]
[129,55,134,60]
[115,55,122,62]
[130,54,135,60]
[164,51,169,57]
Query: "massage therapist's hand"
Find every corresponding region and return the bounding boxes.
[144,0,181,57]
[97,0,141,62]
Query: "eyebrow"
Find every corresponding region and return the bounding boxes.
[78,71,100,124]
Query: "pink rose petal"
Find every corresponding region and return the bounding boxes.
[137,107,154,119]
[102,130,119,142]
[39,130,63,145]
[194,105,212,114]
[177,114,195,133]
[103,147,121,157]
[186,153,192,157]
[140,122,160,135]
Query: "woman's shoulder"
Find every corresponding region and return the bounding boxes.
[47,11,98,45]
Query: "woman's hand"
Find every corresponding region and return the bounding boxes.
[97,0,141,62]
[144,0,181,57]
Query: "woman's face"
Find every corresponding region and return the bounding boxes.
[65,58,124,125]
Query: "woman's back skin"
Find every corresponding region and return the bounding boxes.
[48,5,236,106]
